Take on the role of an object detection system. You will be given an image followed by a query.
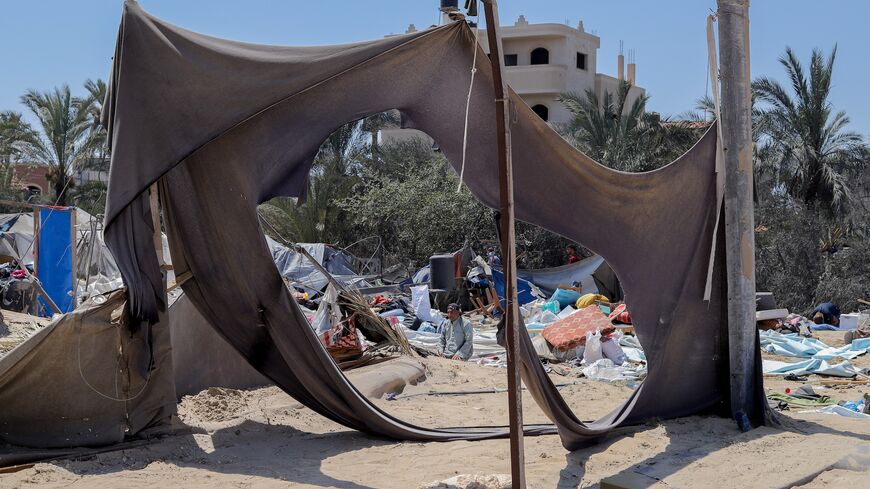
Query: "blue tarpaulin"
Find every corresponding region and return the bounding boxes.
[762,358,858,378]
[36,206,75,315]
[760,330,870,360]
[491,268,540,306]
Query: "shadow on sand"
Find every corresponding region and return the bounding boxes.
[553,415,870,489]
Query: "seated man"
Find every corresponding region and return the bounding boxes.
[439,303,474,361]
[811,302,841,327]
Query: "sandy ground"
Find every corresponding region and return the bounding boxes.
[2,331,869,488]
[0,309,51,355]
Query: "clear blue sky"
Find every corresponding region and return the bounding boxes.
[2,0,868,135]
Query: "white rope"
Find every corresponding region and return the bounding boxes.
[77,315,152,402]
[456,17,481,192]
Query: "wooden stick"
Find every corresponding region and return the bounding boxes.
[481,1,525,486]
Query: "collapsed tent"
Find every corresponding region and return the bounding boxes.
[0,210,125,315]
[95,1,766,451]
[0,291,176,448]
[0,214,36,265]
[516,255,606,297]
[266,237,369,294]
[0,288,273,450]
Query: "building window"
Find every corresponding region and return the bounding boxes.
[531,104,549,121]
[504,54,518,66]
[530,47,549,65]
[576,52,587,70]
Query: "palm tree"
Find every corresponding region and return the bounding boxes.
[753,46,866,214]
[261,121,367,244]
[361,110,400,163]
[0,111,35,162]
[17,85,96,205]
[82,79,110,164]
[558,81,701,172]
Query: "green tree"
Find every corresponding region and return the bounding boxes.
[82,79,110,161]
[338,139,492,267]
[17,85,96,205]
[259,120,368,244]
[753,46,867,214]
[557,81,702,172]
[0,111,35,162]
[361,110,400,163]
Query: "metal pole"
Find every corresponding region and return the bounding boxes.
[717,0,756,431]
[481,1,525,486]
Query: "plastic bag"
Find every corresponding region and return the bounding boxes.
[311,284,342,334]
[582,359,622,381]
[601,336,627,365]
[410,285,446,327]
[583,331,604,364]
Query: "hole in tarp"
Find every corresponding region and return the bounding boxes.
[247,115,644,431]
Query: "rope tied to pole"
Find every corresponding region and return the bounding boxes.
[456,15,480,193]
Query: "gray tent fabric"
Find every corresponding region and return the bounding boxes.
[267,238,369,294]
[517,255,605,297]
[170,292,270,397]
[102,1,766,450]
[0,214,36,265]
[0,290,176,448]
[592,259,624,303]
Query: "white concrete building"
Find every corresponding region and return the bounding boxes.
[381,13,645,143]
[477,15,644,125]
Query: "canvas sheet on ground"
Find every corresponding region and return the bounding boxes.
[102,1,765,450]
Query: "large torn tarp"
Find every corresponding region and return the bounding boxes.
[170,292,270,397]
[266,237,369,294]
[0,290,176,448]
[100,1,765,450]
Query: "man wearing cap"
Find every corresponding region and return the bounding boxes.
[440,303,474,361]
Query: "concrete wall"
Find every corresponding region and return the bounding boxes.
[477,17,641,125]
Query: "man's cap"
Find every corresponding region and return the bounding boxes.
[447,303,461,311]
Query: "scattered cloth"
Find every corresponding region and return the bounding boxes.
[799,405,870,419]
[762,358,859,378]
[550,288,582,309]
[766,385,835,408]
[760,330,870,360]
[608,303,632,324]
[766,392,835,408]
[581,359,646,383]
[575,293,609,310]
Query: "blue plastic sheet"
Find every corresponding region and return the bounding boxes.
[491,268,539,305]
[36,206,75,315]
[760,330,870,360]
[550,288,582,309]
[762,358,858,378]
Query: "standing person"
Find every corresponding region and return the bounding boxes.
[439,303,474,360]
[487,247,501,268]
[566,244,581,264]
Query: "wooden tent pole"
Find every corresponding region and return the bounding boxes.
[717,0,756,430]
[481,1,526,486]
